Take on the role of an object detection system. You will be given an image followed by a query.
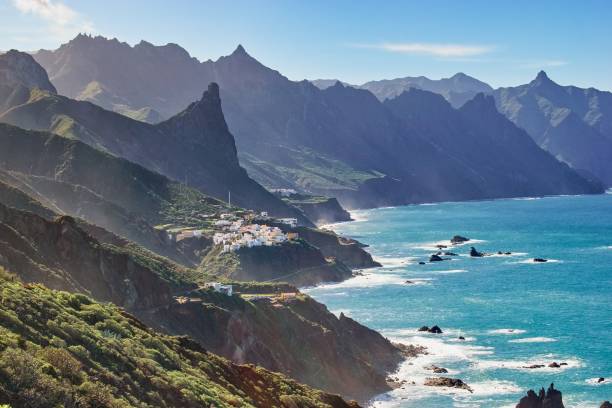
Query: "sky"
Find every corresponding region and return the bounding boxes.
[1,0,611,90]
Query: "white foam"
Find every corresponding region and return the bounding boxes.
[472,355,582,372]
[375,256,418,267]
[468,380,522,396]
[313,271,411,289]
[486,252,528,257]
[488,328,527,335]
[411,238,487,251]
[585,377,611,385]
[513,258,562,264]
[512,197,543,201]
[435,269,468,274]
[508,337,557,343]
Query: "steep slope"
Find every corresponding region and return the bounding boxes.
[144,287,405,402]
[384,90,603,197]
[0,203,404,402]
[0,123,233,263]
[493,71,612,185]
[1,54,308,223]
[0,50,56,114]
[0,202,190,310]
[0,268,358,408]
[359,72,493,107]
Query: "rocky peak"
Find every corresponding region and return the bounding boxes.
[515,383,565,408]
[232,44,248,56]
[460,92,500,117]
[531,70,557,88]
[0,50,56,94]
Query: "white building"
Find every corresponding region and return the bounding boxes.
[278,218,298,228]
[208,282,233,296]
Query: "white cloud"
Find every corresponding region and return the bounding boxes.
[353,42,495,58]
[11,0,94,40]
[518,60,568,69]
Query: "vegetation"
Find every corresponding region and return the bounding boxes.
[0,268,356,408]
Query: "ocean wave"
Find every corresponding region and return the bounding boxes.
[374,256,418,267]
[472,355,582,372]
[435,269,468,274]
[488,328,527,335]
[508,337,557,343]
[510,258,562,264]
[585,377,611,385]
[313,271,419,289]
[411,238,487,251]
[468,380,522,396]
[486,252,528,257]
[512,196,543,201]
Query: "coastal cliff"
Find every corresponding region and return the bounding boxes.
[145,288,404,402]
[199,240,353,287]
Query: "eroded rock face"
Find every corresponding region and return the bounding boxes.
[600,401,612,408]
[515,383,565,408]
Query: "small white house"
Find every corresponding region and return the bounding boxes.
[278,218,298,228]
[208,282,233,296]
[260,211,269,217]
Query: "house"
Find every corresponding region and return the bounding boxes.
[287,232,299,241]
[278,218,298,227]
[208,282,233,296]
[260,211,269,218]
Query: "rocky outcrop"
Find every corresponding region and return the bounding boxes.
[600,402,612,408]
[424,377,472,393]
[470,247,484,257]
[282,194,352,225]
[293,227,381,269]
[515,384,565,408]
[200,240,352,287]
[451,235,470,244]
[146,289,404,403]
[0,203,180,310]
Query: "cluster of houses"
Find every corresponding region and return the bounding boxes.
[214,222,298,253]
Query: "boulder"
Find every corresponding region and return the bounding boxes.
[600,402,611,408]
[424,377,472,393]
[597,377,605,383]
[515,383,565,408]
[436,244,448,249]
[533,258,548,263]
[444,252,458,256]
[418,261,426,265]
[451,235,470,244]
[428,325,443,334]
[470,247,484,257]
[548,362,560,368]
[418,326,429,332]
[433,367,448,374]
[523,364,545,369]
[458,336,466,340]
[429,254,444,262]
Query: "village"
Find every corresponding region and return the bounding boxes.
[165,210,299,253]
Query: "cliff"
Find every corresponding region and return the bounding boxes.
[0,269,359,408]
[281,194,352,225]
[294,227,381,269]
[145,287,403,402]
[200,240,353,287]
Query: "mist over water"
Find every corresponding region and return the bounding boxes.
[306,195,612,407]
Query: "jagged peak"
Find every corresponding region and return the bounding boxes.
[531,70,558,87]
[460,92,499,116]
[231,44,248,56]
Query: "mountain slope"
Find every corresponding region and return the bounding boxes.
[0,53,309,223]
[0,50,56,114]
[383,90,602,197]
[0,267,358,408]
[493,71,612,185]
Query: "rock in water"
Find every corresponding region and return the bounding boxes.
[451,235,470,244]
[424,377,472,393]
[418,326,430,332]
[428,325,443,334]
[429,254,444,262]
[515,383,565,408]
[470,247,484,257]
[597,377,605,383]
[533,258,548,263]
[600,402,612,408]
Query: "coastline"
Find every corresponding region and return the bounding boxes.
[308,199,612,407]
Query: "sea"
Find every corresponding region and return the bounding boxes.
[304,194,612,407]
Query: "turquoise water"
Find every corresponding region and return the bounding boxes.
[305,194,612,407]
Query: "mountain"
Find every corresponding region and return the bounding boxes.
[0,267,358,408]
[30,35,603,207]
[383,89,603,198]
[493,71,612,185]
[0,52,309,224]
[310,79,351,89]
[0,50,56,114]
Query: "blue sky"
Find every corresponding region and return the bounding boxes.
[1,0,611,90]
